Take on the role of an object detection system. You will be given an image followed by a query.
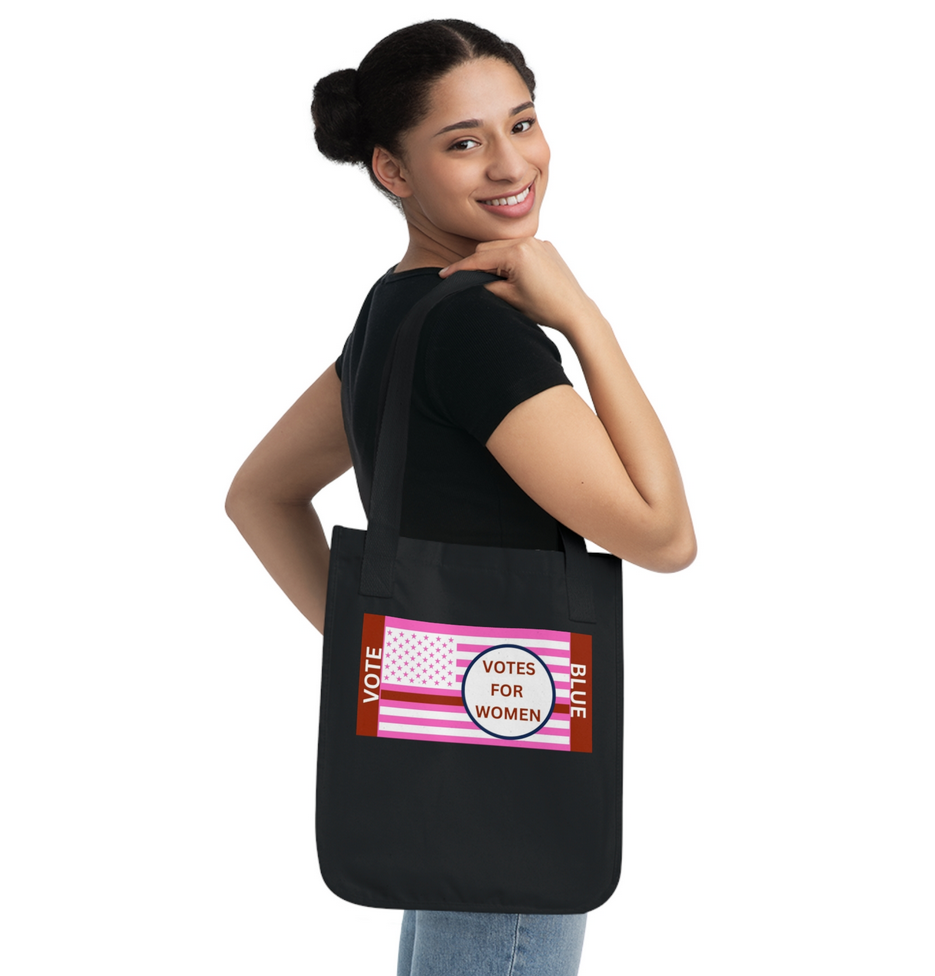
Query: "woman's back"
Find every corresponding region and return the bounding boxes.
[336,266,571,549]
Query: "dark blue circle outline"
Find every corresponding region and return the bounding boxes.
[461,643,556,740]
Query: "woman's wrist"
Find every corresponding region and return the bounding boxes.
[559,299,612,352]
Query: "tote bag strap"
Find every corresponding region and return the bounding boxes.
[360,271,595,623]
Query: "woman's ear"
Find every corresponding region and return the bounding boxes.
[371,146,413,199]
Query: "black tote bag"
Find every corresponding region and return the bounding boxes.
[317,271,623,914]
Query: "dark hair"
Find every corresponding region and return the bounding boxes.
[311,20,536,201]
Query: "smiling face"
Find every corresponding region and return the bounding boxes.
[374,57,550,265]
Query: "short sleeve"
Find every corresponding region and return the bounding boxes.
[422,288,572,444]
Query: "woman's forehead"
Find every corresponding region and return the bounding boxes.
[422,58,533,128]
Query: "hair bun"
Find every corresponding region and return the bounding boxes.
[311,68,367,164]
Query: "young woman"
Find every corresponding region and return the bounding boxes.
[227,19,695,976]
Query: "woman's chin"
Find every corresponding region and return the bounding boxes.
[471,209,541,244]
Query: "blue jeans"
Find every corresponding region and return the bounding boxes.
[397,910,587,976]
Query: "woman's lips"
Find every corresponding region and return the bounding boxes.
[477,181,536,218]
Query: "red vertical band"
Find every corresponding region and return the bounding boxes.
[356,613,385,737]
[569,632,593,753]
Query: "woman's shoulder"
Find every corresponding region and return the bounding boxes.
[425,280,563,363]
[417,279,572,444]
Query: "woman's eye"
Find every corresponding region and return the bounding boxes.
[449,138,479,151]
[513,118,536,134]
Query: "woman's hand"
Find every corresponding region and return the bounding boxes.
[439,238,598,339]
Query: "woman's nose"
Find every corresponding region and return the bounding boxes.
[485,136,527,184]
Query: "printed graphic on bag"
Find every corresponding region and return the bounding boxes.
[356,614,592,752]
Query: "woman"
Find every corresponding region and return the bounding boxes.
[227,19,695,976]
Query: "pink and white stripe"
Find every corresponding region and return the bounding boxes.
[376,616,573,751]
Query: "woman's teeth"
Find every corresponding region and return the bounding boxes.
[482,185,531,206]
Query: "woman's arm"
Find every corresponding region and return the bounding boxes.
[225,364,352,633]
[441,239,696,572]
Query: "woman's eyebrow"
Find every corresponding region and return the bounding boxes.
[433,101,536,137]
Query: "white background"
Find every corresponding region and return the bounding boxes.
[2,2,933,973]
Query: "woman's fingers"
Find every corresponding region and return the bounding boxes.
[439,239,526,279]
[442,239,594,335]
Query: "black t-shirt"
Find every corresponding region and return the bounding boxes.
[335,267,572,550]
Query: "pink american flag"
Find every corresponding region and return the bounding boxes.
[356,614,593,753]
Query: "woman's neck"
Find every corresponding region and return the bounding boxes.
[393,218,476,273]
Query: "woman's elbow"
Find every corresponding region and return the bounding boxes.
[651,530,697,573]
[606,518,697,573]
[225,467,263,528]
[225,477,248,527]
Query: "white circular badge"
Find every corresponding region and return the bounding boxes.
[462,644,555,740]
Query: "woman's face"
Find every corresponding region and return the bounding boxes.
[388,58,550,254]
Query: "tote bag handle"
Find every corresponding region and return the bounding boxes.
[358,271,595,623]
